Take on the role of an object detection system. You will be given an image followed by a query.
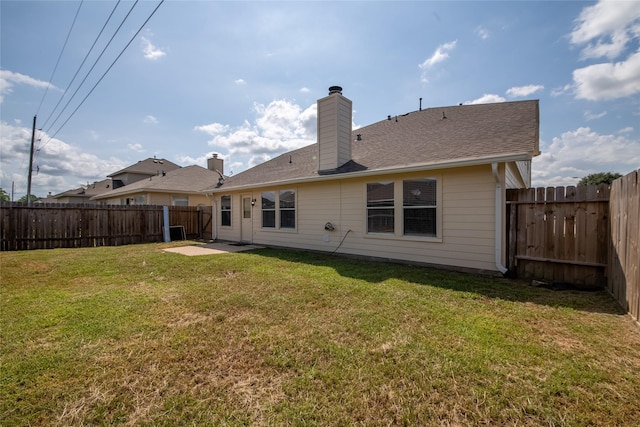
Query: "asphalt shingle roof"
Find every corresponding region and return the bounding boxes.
[107,157,181,177]
[206,100,539,192]
[94,165,219,199]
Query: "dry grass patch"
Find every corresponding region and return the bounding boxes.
[2,242,639,426]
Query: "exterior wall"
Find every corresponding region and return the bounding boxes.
[505,161,531,189]
[99,192,210,206]
[214,164,501,272]
[111,172,153,186]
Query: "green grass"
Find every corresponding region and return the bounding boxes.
[1,242,639,426]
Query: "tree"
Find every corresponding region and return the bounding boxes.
[578,172,622,186]
[0,188,9,202]
[17,194,40,203]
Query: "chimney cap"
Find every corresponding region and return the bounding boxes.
[328,86,342,95]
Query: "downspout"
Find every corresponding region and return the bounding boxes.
[492,163,508,275]
[212,197,218,241]
[204,192,218,241]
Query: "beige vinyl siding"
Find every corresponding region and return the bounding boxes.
[505,161,531,189]
[98,192,209,206]
[220,164,500,272]
[215,194,241,242]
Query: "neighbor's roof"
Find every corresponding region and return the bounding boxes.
[107,157,181,178]
[51,178,112,198]
[94,166,218,199]
[204,100,539,192]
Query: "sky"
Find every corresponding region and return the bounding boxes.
[1,0,639,199]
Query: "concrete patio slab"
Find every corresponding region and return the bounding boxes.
[163,242,263,256]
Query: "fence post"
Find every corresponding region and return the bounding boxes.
[163,206,171,242]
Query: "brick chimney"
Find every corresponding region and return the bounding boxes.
[317,86,352,172]
[207,154,224,174]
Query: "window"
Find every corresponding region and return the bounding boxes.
[172,196,188,206]
[221,195,231,226]
[367,182,394,233]
[403,179,436,236]
[242,197,251,219]
[124,195,146,205]
[279,189,296,229]
[261,191,276,228]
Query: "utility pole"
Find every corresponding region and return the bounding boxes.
[26,115,36,206]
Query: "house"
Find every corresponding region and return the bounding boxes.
[203,86,539,274]
[93,160,223,206]
[40,178,112,204]
[108,157,182,189]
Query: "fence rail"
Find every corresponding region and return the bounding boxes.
[506,184,610,289]
[0,203,212,251]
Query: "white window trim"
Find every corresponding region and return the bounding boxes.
[220,195,232,227]
[260,188,297,232]
[364,178,442,242]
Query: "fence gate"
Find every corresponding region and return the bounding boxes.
[506,184,610,289]
[198,205,213,241]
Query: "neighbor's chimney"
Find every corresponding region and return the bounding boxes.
[317,86,352,172]
[207,154,224,174]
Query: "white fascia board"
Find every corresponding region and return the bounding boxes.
[203,152,533,194]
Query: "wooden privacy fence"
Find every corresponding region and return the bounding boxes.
[0,203,213,251]
[506,184,610,289]
[608,170,639,323]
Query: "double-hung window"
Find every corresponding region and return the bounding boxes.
[279,189,296,229]
[261,191,276,228]
[403,179,437,236]
[220,195,231,226]
[260,189,296,229]
[172,196,189,206]
[367,182,394,233]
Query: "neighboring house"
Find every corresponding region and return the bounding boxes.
[203,86,540,274]
[108,157,182,189]
[93,164,223,206]
[40,179,112,204]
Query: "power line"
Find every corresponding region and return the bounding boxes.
[35,0,84,116]
[39,0,165,152]
[40,0,122,131]
[41,0,139,140]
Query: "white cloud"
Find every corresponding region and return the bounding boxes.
[300,87,310,93]
[419,40,457,83]
[141,36,166,60]
[572,50,640,100]
[551,83,573,97]
[475,26,490,40]
[0,69,59,103]
[234,79,246,85]
[128,143,144,152]
[464,94,506,104]
[584,110,607,121]
[570,0,640,59]
[194,123,230,136]
[195,100,317,171]
[248,153,272,168]
[143,115,158,124]
[618,126,634,134]
[566,1,640,101]
[532,126,640,186]
[0,121,126,196]
[506,84,544,98]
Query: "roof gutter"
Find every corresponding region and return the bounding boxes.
[492,162,508,275]
[204,152,533,194]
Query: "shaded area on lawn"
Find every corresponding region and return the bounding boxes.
[253,247,625,316]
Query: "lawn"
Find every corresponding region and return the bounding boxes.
[1,242,639,426]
